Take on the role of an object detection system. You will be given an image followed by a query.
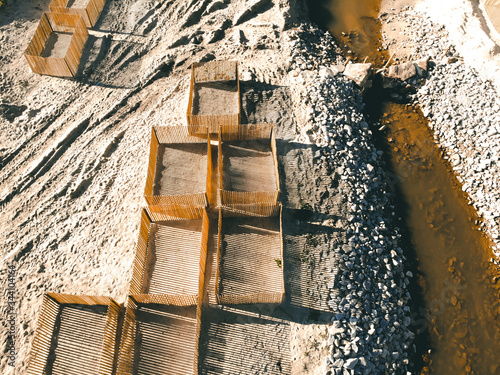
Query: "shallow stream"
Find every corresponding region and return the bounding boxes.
[308,1,500,373]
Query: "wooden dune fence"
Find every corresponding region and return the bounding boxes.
[218,124,280,206]
[187,60,241,134]
[215,204,285,305]
[26,293,119,375]
[144,126,211,218]
[24,12,88,77]
[128,207,209,303]
[49,0,106,28]
[123,207,209,373]
[116,296,202,375]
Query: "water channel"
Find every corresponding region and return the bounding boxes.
[308,0,500,373]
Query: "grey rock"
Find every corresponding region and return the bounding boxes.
[344,358,358,369]
[387,61,417,81]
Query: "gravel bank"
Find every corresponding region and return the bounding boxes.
[286,25,414,374]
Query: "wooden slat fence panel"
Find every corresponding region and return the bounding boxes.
[130,294,197,305]
[98,299,121,375]
[217,292,285,305]
[146,194,207,207]
[145,203,206,221]
[25,13,51,56]
[220,202,281,218]
[193,210,209,373]
[187,114,240,134]
[220,190,279,206]
[193,60,238,82]
[128,209,151,295]
[154,125,208,144]
[218,130,223,197]
[144,127,159,199]
[193,302,202,374]
[186,64,195,133]
[46,12,81,31]
[271,128,281,193]
[48,293,112,305]
[116,297,137,375]
[206,133,214,206]
[219,123,273,141]
[49,0,105,27]
[26,295,60,375]
[214,209,222,300]
[65,16,88,76]
[279,204,285,298]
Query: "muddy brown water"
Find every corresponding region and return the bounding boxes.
[308,0,500,373]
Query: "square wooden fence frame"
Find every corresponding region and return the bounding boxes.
[128,207,210,307]
[218,124,280,207]
[116,296,203,375]
[24,12,89,77]
[26,293,120,375]
[186,60,241,135]
[144,126,212,217]
[215,204,285,305]
[49,0,106,28]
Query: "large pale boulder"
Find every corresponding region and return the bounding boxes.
[343,63,372,87]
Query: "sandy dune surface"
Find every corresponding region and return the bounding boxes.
[0,0,331,373]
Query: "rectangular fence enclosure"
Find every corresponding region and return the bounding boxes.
[49,0,106,28]
[187,60,241,135]
[26,293,120,375]
[128,207,209,306]
[215,204,285,304]
[145,126,212,216]
[219,124,280,207]
[116,297,201,375]
[24,12,88,77]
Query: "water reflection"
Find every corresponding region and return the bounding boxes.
[381,104,500,374]
[308,0,384,64]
